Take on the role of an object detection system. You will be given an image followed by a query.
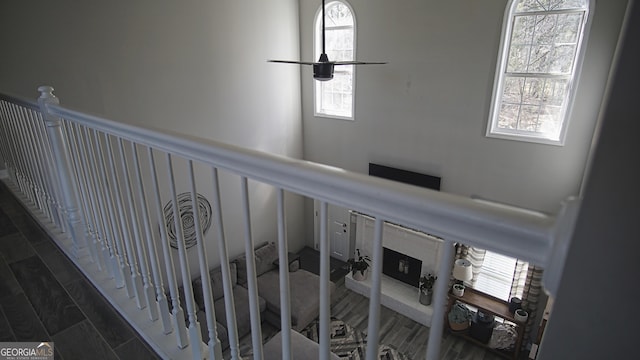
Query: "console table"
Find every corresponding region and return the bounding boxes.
[445,287,525,360]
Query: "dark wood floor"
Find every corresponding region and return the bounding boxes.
[0,183,160,360]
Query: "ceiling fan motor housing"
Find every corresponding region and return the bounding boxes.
[313,62,334,81]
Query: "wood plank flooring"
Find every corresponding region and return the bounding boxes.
[330,280,507,360]
[229,249,512,359]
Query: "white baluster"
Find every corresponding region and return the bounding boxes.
[147,148,186,344]
[34,111,64,229]
[0,103,15,176]
[10,106,36,205]
[188,163,223,359]
[116,138,149,309]
[65,122,100,267]
[20,109,46,214]
[25,108,49,215]
[83,128,119,281]
[239,176,263,360]
[365,218,384,360]
[165,154,202,358]
[131,144,165,322]
[319,201,331,360]
[103,134,141,299]
[73,123,108,272]
[1,107,25,194]
[3,109,27,195]
[93,130,129,289]
[25,110,54,223]
[9,106,31,203]
[37,86,86,258]
[425,241,455,360]
[0,110,11,175]
[208,168,239,359]
[276,189,292,360]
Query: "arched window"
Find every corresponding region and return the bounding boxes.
[314,0,355,120]
[487,0,591,145]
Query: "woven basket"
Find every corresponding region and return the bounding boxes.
[449,320,470,331]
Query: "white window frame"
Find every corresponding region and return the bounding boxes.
[313,0,357,121]
[486,0,593,146]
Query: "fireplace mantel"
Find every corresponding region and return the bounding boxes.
[352,212,444,278]
[346,212,444,327]
[345,273,435,327]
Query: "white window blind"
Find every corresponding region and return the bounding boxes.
[474,251,526,301]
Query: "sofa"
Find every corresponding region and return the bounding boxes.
[263,329,341,360]
[192,260,267,348]
[235,242,336,332]
[182,242,335,351]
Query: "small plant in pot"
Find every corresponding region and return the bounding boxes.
[419,273,437,305]
[348,249,371,281]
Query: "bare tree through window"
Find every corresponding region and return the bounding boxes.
[488,0,590,144]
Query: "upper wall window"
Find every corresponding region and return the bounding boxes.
[314,1,355,120]
[487,0,591,145]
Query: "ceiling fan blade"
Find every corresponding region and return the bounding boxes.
[333,61,388,65]
[268,59,316,65]
[267,0,387,81]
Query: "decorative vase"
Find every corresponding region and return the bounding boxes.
[352,269,368,281]
[514,309,529,323]
[419,290,433,305]
[452,284,465,297]
[509,297,522,313]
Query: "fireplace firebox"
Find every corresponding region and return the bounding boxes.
[382,247,422,288]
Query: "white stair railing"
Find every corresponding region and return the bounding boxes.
[0,86,579,360]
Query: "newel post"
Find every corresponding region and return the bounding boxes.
[37,86,87,258]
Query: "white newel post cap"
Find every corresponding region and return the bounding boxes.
[37,85,59,104]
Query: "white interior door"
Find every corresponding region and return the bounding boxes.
[330,218,349,261]
[314,202,352,262]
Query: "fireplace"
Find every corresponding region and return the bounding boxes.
[382,247,422,288]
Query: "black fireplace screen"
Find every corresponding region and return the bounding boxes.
[382,247,422,288]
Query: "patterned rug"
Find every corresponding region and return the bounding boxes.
[301,317,410,360]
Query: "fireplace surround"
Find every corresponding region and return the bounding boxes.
[383,247,422,288]
[345,212,444,327]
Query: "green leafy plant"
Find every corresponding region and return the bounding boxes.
[347,249,371,276]
[419,273,437,294]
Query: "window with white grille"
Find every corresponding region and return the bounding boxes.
[314,0,355,120]
[474,250,527,301]
[487,0,591,145]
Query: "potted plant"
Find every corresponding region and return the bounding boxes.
[419,273,437,305]
[348,249,371,281]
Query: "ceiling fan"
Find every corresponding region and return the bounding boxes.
[268,0,386,81]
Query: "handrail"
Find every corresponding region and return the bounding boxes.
[45,102,555,266]
[2,87,578,360]
[0,92,40,110]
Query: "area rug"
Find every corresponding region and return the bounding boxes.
[301,317,410,360]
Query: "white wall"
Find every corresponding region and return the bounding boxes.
[539,2,639,357]
[299,0,628,217]
[0,0,305,276]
